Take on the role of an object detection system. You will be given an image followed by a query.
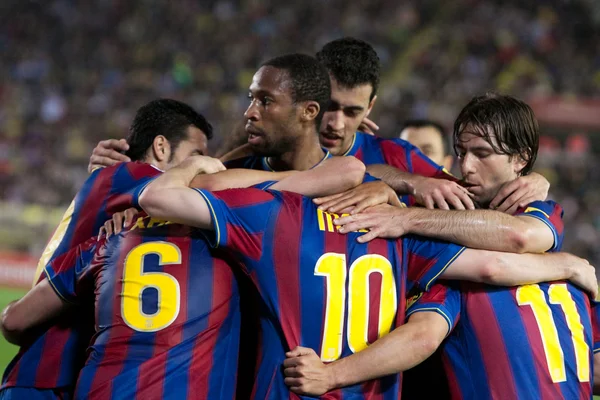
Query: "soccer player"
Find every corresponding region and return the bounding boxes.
[293,93,600,398]
[0,153,366,399]
[122,154,595,399]
[399,119,453,171]
[0,99,214,400]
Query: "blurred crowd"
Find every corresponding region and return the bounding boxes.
[1,0,599,266]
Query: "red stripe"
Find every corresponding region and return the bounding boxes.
[380,140,410,172]
[134,352,168,400]
[393,240,407,327]
[466,292,518,399]
[89,234,143,394]
[273,192,303,350]
[214,188,275,208]
[442,351,463,400]
[35,325,71,386]
[187,257,234,399]
[126,162,161,180]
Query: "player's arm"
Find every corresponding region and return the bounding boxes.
[283,311,447,396]
[335,204,556,253]
[441,249,597,296]
[194,156,365,197]
[0,280,69,345]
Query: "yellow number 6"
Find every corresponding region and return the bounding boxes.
[122,242,181,332]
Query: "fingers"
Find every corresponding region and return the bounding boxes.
[422,195,435,210]
[454,188,475,210]
[112,213,124,235]
[99,138,130,152]
[313,192,346,206]
[489,180,518,210]
[358,118,379,135]
[495,189,526,213]
[286,346,313,358]
[123,208,138,228]
[356,230,379,243]
[284,377,303,386]
[98,226,106,240]
[103,220,114,238]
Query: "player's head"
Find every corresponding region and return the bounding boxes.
[316,37,380,155]
[126,99,212,170]
[454,93,539,207]
[244,53,330,156]
[400,120,453,170]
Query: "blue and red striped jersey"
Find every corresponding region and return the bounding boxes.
[44,216,241,400]
[2,162,161,391]
[407,200,598,399]
[194,187,465,399]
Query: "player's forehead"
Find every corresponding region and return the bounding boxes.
[402,127,444,148]
[329,77,372,109]
[249,66,292,99]
[456,125,498,151]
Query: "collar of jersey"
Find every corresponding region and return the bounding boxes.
[341,132,360,156]
[262,149,331,171]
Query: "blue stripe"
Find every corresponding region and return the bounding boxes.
[490,289,541,398]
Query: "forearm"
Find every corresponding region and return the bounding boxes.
[0,301,19,345]
[446,250,574,287]
[405,208,531,253]
[327,314,444,389]
[366,164,415,194]
[190,169,294,191]
[272,156,365,197]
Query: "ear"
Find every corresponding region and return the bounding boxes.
[513,155,528,176]
[152,135,170,163]
[300,101,320,123]
[365,95,378,117]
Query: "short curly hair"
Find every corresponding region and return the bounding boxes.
[262,53,331,129]
[316,37,380,100]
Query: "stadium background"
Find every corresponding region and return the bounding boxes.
[1,0,600,382]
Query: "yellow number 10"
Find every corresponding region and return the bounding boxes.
[315,253,397,361]
[121,242,182,332]
[516,283,589,382]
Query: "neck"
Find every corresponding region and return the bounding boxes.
[268,130,325,171]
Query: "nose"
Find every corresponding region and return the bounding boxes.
[326,111,344,132]
[460,153,476,177]
[244,101,260,121]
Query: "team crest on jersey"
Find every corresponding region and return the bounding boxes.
[406,291,424,310]
[316,209,368,233]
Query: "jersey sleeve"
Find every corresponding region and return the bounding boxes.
[591,301,600,353]
[34,162,160,284]
[515,200,564,251]
[193,188,281,265]
[406,282,462,337]
[43,237,100,304]
[403,234,466,292]
[380,138,457,180]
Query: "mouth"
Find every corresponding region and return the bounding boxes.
[246,124,265,144]
[320,132,343,147]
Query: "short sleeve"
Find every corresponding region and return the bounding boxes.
[407,283,462,337]
[193,188,282,262]
[403,234,466,292]
[515,200,564,251]
[44,237,99,304]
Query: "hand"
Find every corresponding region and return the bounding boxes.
[99,208,139,239]
[313,181,402,215]
[411,176,475,210]
[88,139,130,173]
[333,204,409,242]
[187,155,227,175]
[489,172,550,214]
[358,117,379,136]
[283,346,334,396]
[564,254,598,298]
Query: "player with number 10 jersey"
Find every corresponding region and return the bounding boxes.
[193,187,466,399]
[44,216,241,400]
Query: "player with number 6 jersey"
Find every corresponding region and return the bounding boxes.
[43,216,242,400]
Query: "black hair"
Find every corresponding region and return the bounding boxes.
[126,99,213,161]
[453,92,539,175]
[261,53,331,128]
[401,119,449,155]
[316,37,380,100]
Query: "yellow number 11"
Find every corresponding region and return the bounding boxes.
[516,283,589,382]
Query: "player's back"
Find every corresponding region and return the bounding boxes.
[198,188,465,399]
[77,216,241,400]
[445,281,595,400]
